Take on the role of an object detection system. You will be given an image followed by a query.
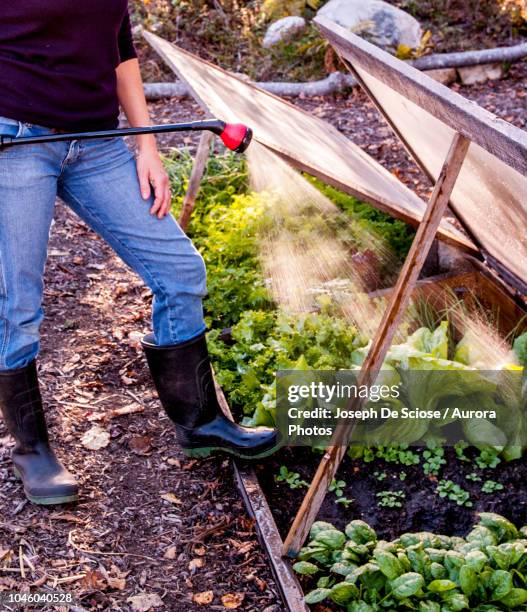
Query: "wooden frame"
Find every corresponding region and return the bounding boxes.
[179,131,214,231]
[315,16,527,175]
[215,380,308,611]
[315,16,527,294]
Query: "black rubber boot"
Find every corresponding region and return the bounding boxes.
[0,362,79,505]
[142,332,280,459]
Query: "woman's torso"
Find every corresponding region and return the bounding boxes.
[0,1,135,131]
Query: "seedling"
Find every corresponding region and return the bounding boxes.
[423,447,446,476]
[454,441,470,461]
[437,480,472,507]
[363,448,376,463]
[376,445,420,466]
[377,490,405,508]
[329,479,346,497]
[374,470,387,481]
[476,449,501,469]
[481,479,504,493]
[275,466,308,489]
[329,478,353,507]
[466,472,482,482]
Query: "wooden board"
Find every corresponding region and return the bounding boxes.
[143,31,476,254]
[315,16,527,175]
[369,268,527,337]
[315,16,527,293]
[214,378,308,612]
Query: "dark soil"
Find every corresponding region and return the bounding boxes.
[256,447,527,543]
[0,207,282,611]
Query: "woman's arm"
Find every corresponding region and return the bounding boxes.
[116,58,171,219]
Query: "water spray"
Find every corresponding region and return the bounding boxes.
[0,119,253,153]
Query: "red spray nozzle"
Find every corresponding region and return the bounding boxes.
[219,123,253,153]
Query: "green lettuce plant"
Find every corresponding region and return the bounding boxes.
[295,513,527,610]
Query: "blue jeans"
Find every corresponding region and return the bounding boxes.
[0,116,207,370]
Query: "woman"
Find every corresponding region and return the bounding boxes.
[0,2,278,506]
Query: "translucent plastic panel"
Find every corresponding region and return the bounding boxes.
[146,33,473,251]
[355,65,527,289]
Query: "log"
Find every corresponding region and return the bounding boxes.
[144,81,190,100]
[255,71,357,96]
[411,41,527,70]
[143,42,527,100]
[144,72,357,100]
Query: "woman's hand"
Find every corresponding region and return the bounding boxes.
[136,142,172,219]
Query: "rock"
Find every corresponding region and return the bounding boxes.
[263,16,307,48]
[424,67,457,86]
[317,0,422,50]
[457,63,504,85]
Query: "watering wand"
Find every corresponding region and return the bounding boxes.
[0,119,253,153]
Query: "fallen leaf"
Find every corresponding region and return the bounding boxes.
[81,425,110,450]
[166,457,181,467]
[235,542,253,555]
[129,435,152,455]
[128,331,144,345]
[111,403,143,418]
[107,576,126,590]
[160,493,182,505]
[164,546,177,560]
[193,591,213,605]
[49,512,86,524]
[127,593,164,612]
[112,327,125,341]
[188,558,204,572]
[81,569,107,591]
[221,593,245,608]
[254,576,267,591]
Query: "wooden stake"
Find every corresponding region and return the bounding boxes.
[282,132,470,558]
[178,130,214,231]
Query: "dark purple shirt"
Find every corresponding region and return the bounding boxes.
[0,1,137,131]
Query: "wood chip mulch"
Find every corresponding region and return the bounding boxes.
[0,209,282,611]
